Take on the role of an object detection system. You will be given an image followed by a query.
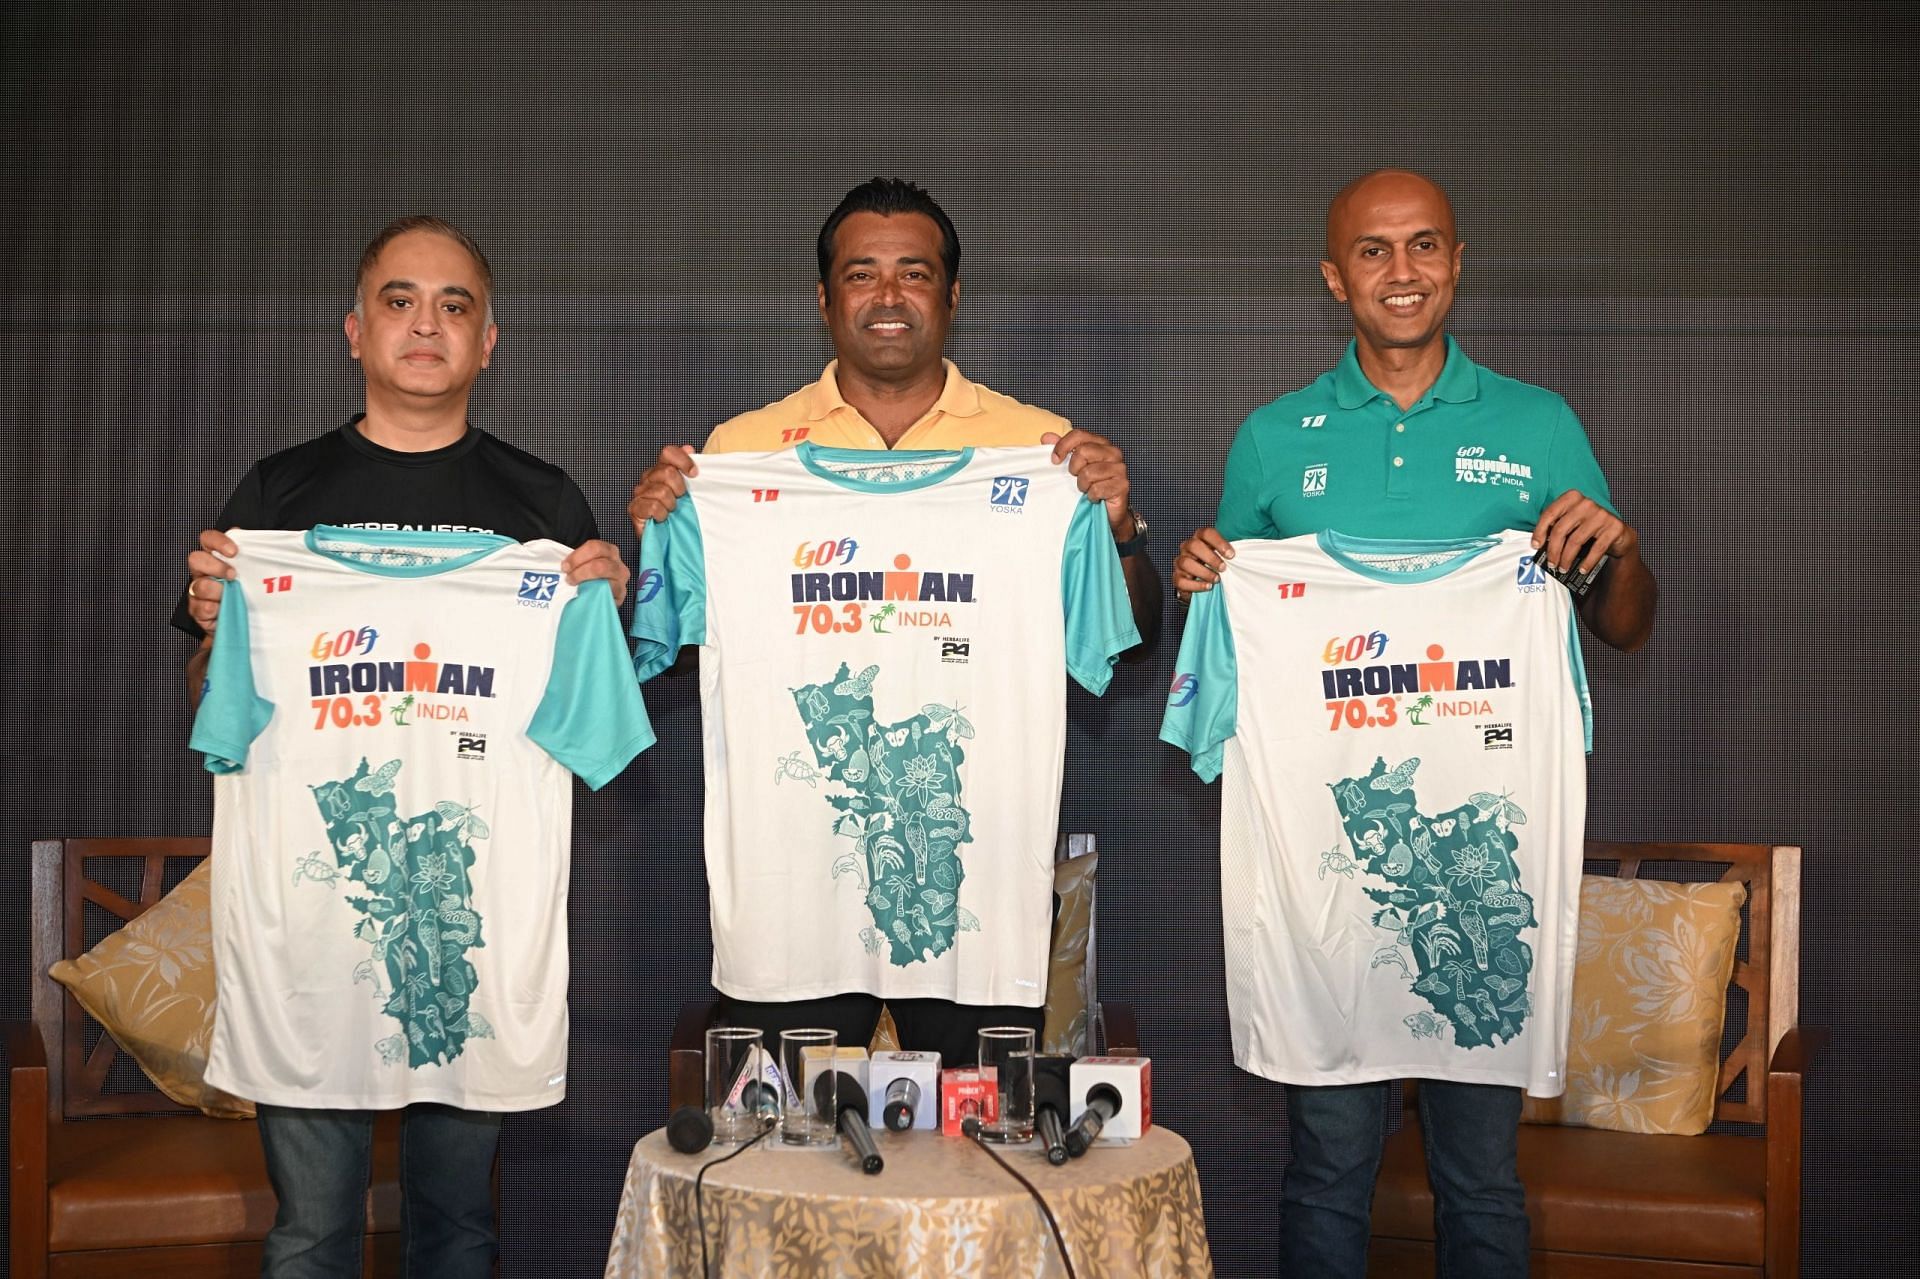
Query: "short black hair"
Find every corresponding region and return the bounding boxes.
[816,178,960,294]
[356,215,493,317]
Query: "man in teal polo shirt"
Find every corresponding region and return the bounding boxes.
[1173,170,1656,1276]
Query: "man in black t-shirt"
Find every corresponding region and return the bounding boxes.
[178,216,627,1279]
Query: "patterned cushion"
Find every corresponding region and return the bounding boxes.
[1523,874,1745,1135]
[48,860,255,1119]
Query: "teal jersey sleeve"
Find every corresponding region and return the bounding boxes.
[189,579,274,773]
[1566,606,1594,755]
[1545,401,1618,517]
[1158,583,1239,782]
[530,580,656,789]
[1060,496,1141,695]
[1215,416,1278,540]
[628,498,708,681]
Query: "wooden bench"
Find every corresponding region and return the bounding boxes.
[7,837,401,1278]
[1369,840,1821,1277]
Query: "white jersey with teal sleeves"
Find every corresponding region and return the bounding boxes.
[190,527,653,1111]
[1161,529,1590,1096]
[631,444,1138,1007]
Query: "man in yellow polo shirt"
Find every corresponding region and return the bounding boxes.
[627,177,1158,1063]
[629,177,1159,640]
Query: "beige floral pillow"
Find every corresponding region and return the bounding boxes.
[1524,874,1745,1135]
[48,859,254,1119]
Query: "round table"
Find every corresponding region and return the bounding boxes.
[603,1123,1214,1277]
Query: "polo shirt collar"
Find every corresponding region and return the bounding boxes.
[804,360,984,423]
[1331,336,1481,410]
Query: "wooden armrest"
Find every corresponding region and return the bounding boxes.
[1100,1001,1140,1056]
[668,999,719,1112]
[1768,1025,1827,1078]
[7,1021,50,1279]
[1765,1024,1826,1277]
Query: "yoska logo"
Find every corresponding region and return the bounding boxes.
[518,572,560,607]
[1302,464,1328,496]
[633,568,664,604]
[1168,673,1199,708]
[793,538,861,568]
[1299,414,1327,429]
[1516,555,1547,592]
[989,477,1029,509]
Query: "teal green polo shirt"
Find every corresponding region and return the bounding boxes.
[1216,337,1616,540]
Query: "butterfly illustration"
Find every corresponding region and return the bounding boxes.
[921,702,976,742]
[835,664,881,699]
[1469,788,1528,827]
[433,800,491,841]
[354,758,403,797]
[1369,757,1421,794]
[884,725,911,748]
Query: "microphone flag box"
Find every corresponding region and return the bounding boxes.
[870,1050,942,1132]
[940,1066,999,1136]
[1070,1056,1152,1142]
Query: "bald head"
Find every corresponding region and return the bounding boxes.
[1325,169,1457,259]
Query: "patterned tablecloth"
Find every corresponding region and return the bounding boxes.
[604,1123,1214,1277]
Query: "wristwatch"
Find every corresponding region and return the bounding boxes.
[1114,509,1150,558]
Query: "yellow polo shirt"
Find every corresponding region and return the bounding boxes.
[704,360,1068,453]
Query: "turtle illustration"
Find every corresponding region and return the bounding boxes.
[1318,843,1357,881]
[773,751,820,788]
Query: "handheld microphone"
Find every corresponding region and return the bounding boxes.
[814,1071,884,1175]
[667,1105,713,1154]
[1064,1084,1121,1158]
[1034,1072,1072,1166]
[883,1077,921,1132]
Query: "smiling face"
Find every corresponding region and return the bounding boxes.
[344,229,496,405]
[1319,171,1464,361]
[816,210,958,387]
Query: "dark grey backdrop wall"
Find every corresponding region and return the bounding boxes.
[4,2,1915,1274]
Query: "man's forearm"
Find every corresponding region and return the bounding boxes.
[186,637,211,708]
[1119,552,1163,656]
[1578,551,1657,653]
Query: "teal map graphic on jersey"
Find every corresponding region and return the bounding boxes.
[1327,757,1535,1049]
[786,663,978,966]
[302,758,493,1069]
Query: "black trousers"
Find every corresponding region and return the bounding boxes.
[716,993,1043,1070]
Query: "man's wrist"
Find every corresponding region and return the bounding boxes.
[1113,508,1149,557]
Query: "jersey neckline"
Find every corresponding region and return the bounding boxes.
[336,415,484,467]
[1314,529,1504,583]
[304,525,517,577]
[794,441,974,492]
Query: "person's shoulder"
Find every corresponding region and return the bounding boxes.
[1465,357,1575,420]
[468,427,573,479]
[1240,365,1343,432]
[965,379,1071,441]
[706,384,815,453]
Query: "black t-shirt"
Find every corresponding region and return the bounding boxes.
[171,416,600,638]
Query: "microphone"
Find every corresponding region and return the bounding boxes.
[667,1105,713,1154]
[883,1077,921,1132]
[1064,1083,1122,1158]
[814,1070,884,1174]
[1034,1072,1072,1166]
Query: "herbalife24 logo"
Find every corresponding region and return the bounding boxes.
[455,732,488,761]
[518,572,561,607]
[989,477,1029,510]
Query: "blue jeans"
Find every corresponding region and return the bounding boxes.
[1279,1080,1527,1278]
[256,1103,501,1278]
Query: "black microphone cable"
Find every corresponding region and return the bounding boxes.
[960,1116,1077,1279]
[692,1116,775,1278]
